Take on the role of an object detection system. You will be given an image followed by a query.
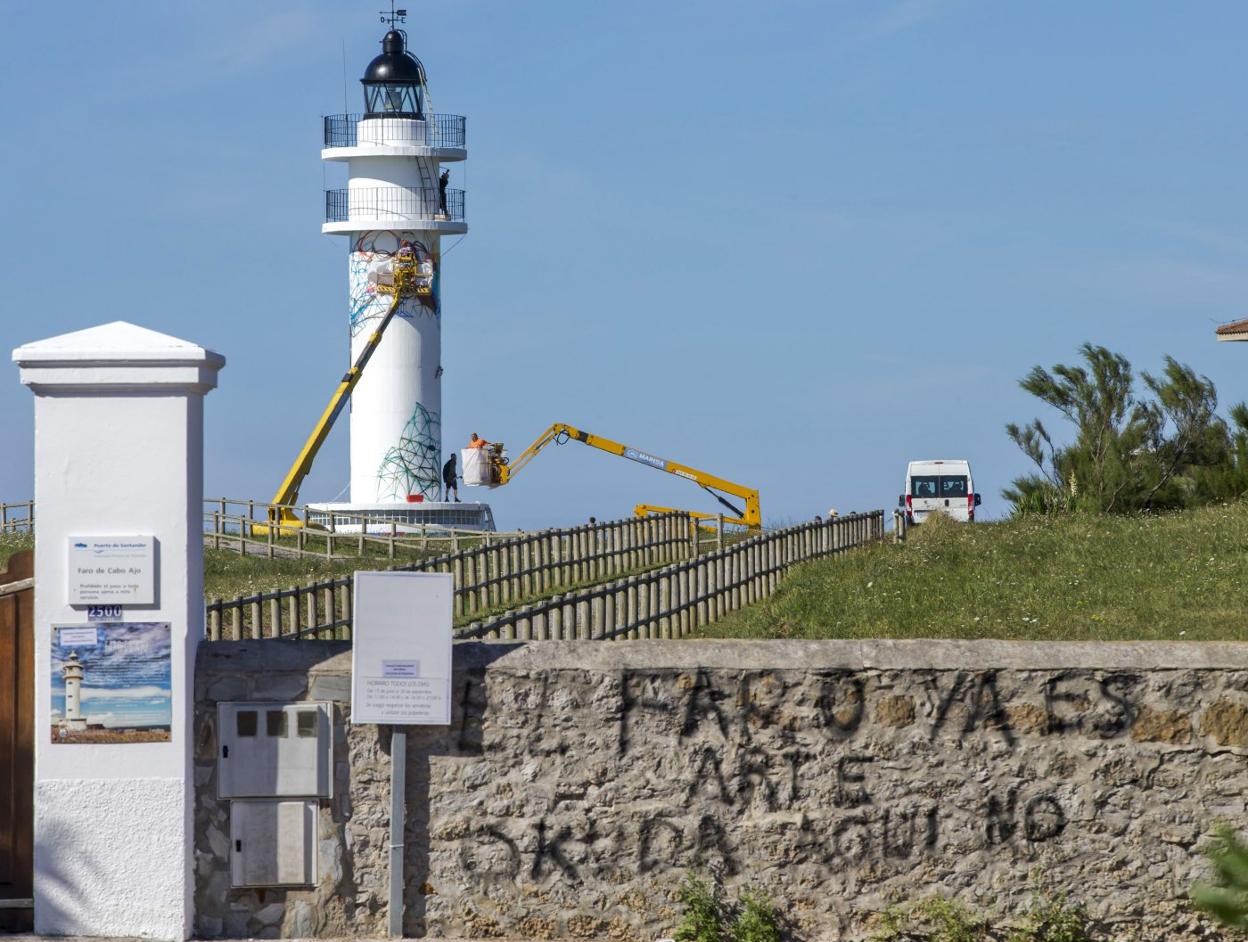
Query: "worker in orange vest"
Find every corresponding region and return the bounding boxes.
[467,433,492,449]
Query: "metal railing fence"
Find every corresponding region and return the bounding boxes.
[323,112,466,149]
[325,187,465,224]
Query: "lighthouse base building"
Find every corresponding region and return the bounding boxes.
[310,26,493,532]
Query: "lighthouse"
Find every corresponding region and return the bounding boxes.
[61,651,87,732]
[312,15,493,531]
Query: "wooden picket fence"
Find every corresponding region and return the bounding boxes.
[206,512,697,640]
[456,511,884,641]
[204,497,519,561]
[5,495,747,561]
[10,496,528,561]
[0,502,33,535]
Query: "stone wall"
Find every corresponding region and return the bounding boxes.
[194,640,1248,940]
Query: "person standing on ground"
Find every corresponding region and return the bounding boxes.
[443,453,460,502]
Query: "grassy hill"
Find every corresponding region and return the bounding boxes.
[701,503,1248,642]
[203,551,369,601]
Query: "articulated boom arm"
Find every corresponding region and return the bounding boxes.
[496,422,761,529]
[269,259,420,523]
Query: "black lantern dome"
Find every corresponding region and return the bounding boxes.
[362,30,427,118]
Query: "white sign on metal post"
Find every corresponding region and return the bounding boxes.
[350,571,453,725]
[66,536,156,606]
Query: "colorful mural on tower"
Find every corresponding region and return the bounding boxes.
[348,231,440,336]
[376,402,442,501]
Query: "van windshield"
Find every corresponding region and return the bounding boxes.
[911,475,969,499]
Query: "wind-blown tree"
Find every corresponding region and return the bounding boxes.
[1193,403,1248,504]
[1005,344,1237,515]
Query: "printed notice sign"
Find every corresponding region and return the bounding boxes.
[350,571,452,725]
[51,621,172,744]
[67,536,156,606]
[58,627,100,647]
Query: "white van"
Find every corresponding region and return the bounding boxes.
[899,459,982,524]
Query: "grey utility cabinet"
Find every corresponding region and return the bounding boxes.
[229,799,318,887]
[217,701,333,798]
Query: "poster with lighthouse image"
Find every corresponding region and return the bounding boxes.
[50,623,172,743]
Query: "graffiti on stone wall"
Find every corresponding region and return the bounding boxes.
[192,658,1248,940]
[444,667,1163,886]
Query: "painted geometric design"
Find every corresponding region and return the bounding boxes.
[348,231,440,337]
[376,402,442,501]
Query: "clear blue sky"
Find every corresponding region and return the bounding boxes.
[3,1,1248,529]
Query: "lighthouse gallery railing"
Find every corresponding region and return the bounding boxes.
[325,187,465,224]
[323,113,466,149]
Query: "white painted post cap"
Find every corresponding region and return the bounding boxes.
[12,320,225,393]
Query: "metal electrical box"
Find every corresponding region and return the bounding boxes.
[217,701,332,798]
[229,800,318,887]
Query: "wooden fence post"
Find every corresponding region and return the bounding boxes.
[549,597,563,640]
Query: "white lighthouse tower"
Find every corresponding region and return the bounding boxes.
[61,651,87,732]
[313,14,493,531]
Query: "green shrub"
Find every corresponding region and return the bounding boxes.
[1193,824,1248,930]
[675,874,728,942]
[1005,343,1240,515]
[874,896,988,942]
[874,891,1095,942]
[731,889,782,942]
[1006,892,1093,942]
[0,532,33,570]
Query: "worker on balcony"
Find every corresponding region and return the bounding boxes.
[438,169,450,215]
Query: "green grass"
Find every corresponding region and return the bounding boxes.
[701,503,1248,641]
[0,537,370,597]
[0,532,33,571]
[203,549,400,600]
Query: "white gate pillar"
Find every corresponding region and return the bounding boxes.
[12,321,224,940]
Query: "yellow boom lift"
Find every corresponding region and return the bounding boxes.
[485,423,761,530]
[267,251,431,527]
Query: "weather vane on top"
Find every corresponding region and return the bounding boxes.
[380,1,408,27]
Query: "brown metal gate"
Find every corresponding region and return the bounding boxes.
[0,550,33,931]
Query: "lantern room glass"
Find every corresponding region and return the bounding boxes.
[364,82,424,118]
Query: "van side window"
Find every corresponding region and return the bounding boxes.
[910,476,939,498]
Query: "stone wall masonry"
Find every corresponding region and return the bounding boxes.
[194,639,1248,941]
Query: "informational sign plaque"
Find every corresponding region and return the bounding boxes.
[67,536,156,605]
[51,622,172,744]
[350,571,453,725]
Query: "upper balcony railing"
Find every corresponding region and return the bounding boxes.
[323,113,467,150]
[325,187,466,224]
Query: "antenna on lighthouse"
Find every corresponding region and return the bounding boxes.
[379,2,407,27]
